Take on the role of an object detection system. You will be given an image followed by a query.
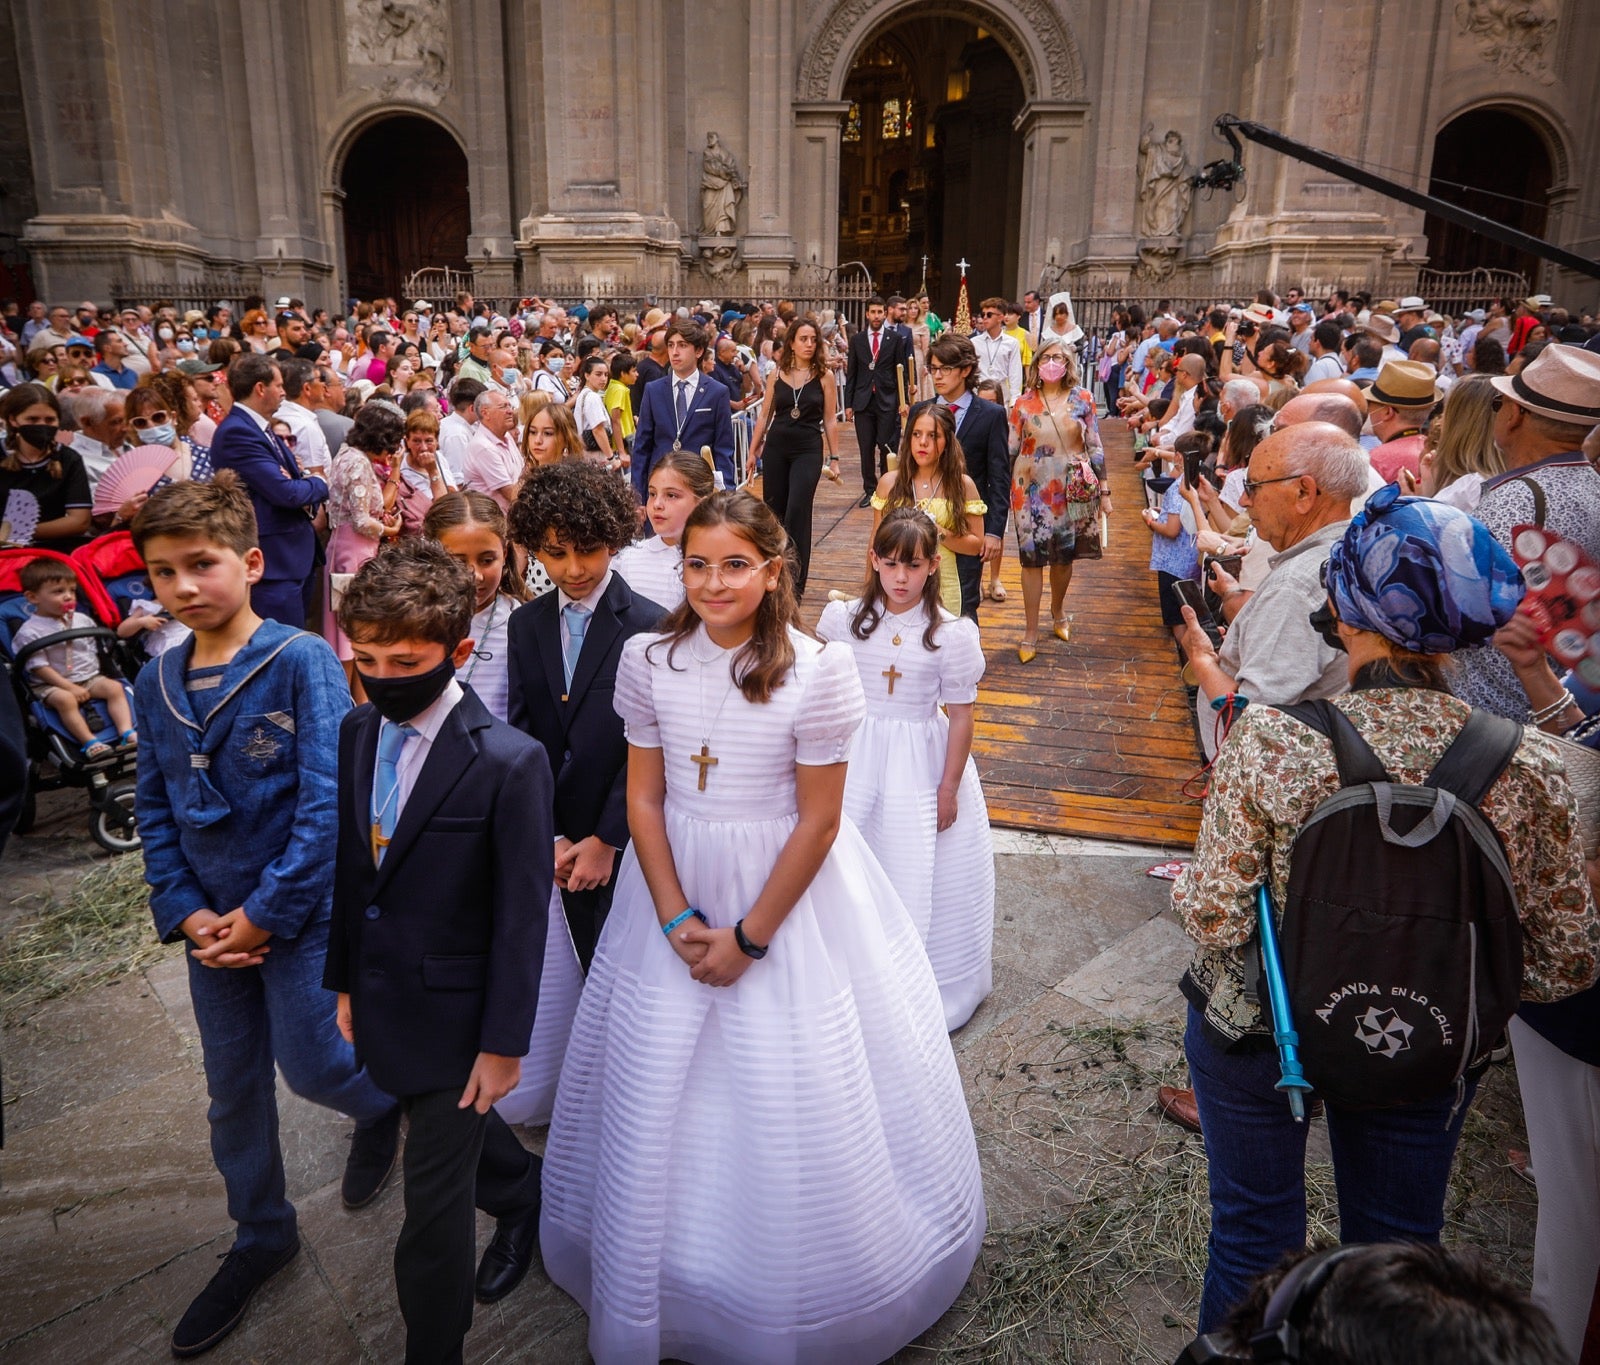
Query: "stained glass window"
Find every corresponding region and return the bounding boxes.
[903,96,913,136]
[843,102,861,143]
[882,98,901,139]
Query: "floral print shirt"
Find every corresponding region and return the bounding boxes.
[1172,687,1599,1045]
[327,447,388,538]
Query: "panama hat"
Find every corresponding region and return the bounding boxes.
[1369,359,1440,408]
[1490,344,1600,425]
[1395,295,1427,314]
[1359,313,1401,346]
[1241,302,1277,326]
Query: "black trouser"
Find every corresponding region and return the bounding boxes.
[562,879,615,974]
[954,551,983,621]
[854,405,899,491]
[763,439,822,596]
[395,1089,541,1365]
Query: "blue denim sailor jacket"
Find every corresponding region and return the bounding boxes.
[135,620,351,943]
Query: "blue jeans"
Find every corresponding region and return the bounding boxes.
[1185,1004,1475,1332]
[188,915,395,1252]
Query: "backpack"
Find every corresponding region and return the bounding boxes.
[1273,698,1525,1110]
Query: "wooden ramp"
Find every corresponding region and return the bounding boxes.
[790,415,1203,847]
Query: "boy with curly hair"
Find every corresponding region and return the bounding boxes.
[506,463,667,969]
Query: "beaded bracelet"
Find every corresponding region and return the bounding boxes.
[661,907,708,936]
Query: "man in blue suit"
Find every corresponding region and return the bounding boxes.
[631,318,735,499]
[209,353,327,628]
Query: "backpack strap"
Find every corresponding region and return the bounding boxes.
[1425,708,1525,805]
[1279,698,1389,786]
[1515,475,1547,530]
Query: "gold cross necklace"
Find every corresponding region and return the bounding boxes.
[689,630,741,791]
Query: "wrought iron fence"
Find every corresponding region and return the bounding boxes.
[108,271,258,313]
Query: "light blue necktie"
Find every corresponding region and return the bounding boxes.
[562,603,590,691]
[674,379,688,429]
[371,720,416,865]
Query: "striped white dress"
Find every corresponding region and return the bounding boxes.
[540,625,985,1365]
[817,599,995,1029]
[612,534,685,612]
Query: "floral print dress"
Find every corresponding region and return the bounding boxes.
[1008,386,1105,568]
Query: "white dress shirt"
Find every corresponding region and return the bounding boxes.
[972,329,1023,404]
[69,434,121,491]
[375,679,464,821]
[273,400,331,474]
[437,411,474,485]
[558,568,614,670]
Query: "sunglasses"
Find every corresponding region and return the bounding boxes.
[129,411,172,428]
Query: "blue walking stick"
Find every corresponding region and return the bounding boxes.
[1257,884,1314,1122]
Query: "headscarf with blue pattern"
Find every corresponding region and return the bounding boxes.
[1324,483,1524,654]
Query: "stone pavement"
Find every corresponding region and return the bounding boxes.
[1,815,1191,1364]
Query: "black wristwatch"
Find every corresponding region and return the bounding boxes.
[734,918,768,960]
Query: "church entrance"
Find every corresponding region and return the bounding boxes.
[339,115,470,303]
[1424,108,1552,281]
[836,15,1025,305]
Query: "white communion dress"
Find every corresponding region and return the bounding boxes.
[817,599,996,1030]
[492,882,584,1127]
[613,535,686,612]
[540,625,986,1365]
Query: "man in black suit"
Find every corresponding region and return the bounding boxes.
[917,331,1012,619]
[326,542,552,1364]
[209,353,327,627]
[844,295,910,507]
[506,461,666,971]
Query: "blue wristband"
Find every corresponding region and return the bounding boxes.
[661,908,707,936]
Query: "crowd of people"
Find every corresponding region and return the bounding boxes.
[3,279,1600,1364]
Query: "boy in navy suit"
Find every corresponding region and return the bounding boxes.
[507,461,666,970]
[327,540,554,1365]
[631,318,735,497]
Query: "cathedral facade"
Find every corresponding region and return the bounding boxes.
[2,0,1596,310]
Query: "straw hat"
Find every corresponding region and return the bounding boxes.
[1241,302,1277,326]
[1395,295,1427,315]
[1369,359,1439,408]
[640,307,670,332]
[1360,313,1401,346]
[1490,344,1600,426]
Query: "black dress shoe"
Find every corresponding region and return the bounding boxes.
[857,492,874,509]
[474,1205,541,1303]
[171,1240,300,1358]
[341,1104,402,1209]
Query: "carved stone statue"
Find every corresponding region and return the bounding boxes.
[1136,125,1193,239]
[1456,0,1557,82]
[699,132,745,238]
[346,0,448,95]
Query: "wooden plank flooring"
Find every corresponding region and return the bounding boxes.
[772,414,1204,847]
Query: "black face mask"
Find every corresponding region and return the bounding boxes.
[1308,601,1346,653]
[14,424,59,452]
[356,657,455,724]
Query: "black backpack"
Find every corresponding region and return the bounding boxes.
[1272,698,1525,1111]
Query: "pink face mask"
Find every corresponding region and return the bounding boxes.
[1038,358,1068,383]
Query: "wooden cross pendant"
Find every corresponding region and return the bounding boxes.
[691,743,718,791]
[883,663,903,695]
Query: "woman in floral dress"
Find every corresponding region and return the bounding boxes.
[1008,340,1110,661]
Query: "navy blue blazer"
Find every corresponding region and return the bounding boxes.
[506,573,666,854]
[209,405,328,584]
[324,688,555,1098]
[631,372,735,499]
[915,393,1012,541]
[845,326,910,414]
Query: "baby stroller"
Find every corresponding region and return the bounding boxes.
[0,546,141,853]
[72,530,163,679]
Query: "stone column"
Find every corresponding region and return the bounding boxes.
[791,102,850,277]
[1015,102,1090,296]
[458,0,517,298]
[1082,0,1151,270]
[742,0,796,287]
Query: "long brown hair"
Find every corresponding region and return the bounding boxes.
[519,392,581,467]
[776,317,826,382]
[884,403,969,534]
[650,447,716,500]
[648,491,806,703]
[851,507,946,651]
[422,489,530,601]
[1,382,62,476]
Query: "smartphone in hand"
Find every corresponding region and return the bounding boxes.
[1172,578,1224,649]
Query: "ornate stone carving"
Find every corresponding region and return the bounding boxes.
[798,0,1084,102]
[1136,126,1192,239]
[346,0,448,99]
[1456,0,1558,83]
[1133,242,1180,284]
[697,237,743,280]
[699,132,745,237]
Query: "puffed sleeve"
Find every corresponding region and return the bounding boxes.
[815,598,851,644]
[612,633,662,748]
[794,641,865,766]
[937,614,986,704]
[869,493,889,512]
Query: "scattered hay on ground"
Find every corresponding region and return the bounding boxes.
[929,1018,1535,1364]
[0,854,169,1025]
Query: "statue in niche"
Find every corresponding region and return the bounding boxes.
[347,0,447,93]
[699,132,745,238]
[1136,126,1193,239]
[1456,0,1557,82]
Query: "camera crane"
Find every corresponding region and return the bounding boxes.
[1191,114,1600,283]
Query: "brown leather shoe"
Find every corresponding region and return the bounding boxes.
[1157,1085,1202,1134]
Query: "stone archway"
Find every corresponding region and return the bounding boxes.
[794,0,1089,300]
